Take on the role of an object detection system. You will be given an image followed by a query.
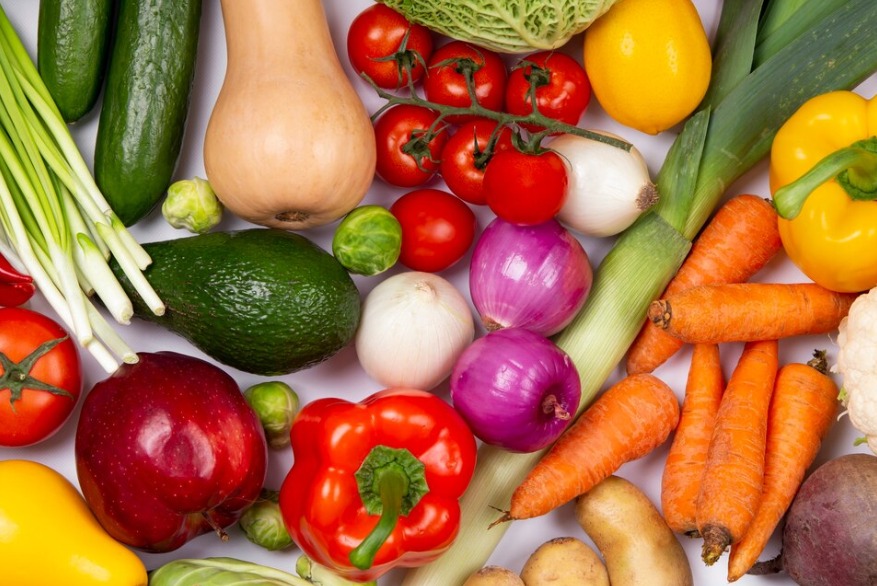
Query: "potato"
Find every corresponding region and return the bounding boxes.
[575,475,693,586]
[462,565,525,586]
[520,536,609,586]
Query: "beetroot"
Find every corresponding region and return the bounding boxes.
[751,453,877,585]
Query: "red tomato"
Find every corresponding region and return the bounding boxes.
[423,41,507,122]
[374,104,449,187]
[439,119,515,205]
[390,188,477,272]
[505,51,591,132]
[483,149,568,225]
[0,307,82,447]
[346,4,434,88]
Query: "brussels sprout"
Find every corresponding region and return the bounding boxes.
[243,381,299,449]
[332,205,402,276]
[162,177,223,234]
[296,554,377,586]
[148,557,311,585]
[238,490,293,551]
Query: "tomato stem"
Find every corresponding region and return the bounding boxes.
[0,335,75,410]
[365,58,632,156]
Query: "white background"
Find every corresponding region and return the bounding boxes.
[1,1,875,585]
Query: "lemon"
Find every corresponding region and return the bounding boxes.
[583,0,712,135]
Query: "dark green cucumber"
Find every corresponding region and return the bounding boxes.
[94,0,202,226]
[110,229,362,376]
[37,0,113,123]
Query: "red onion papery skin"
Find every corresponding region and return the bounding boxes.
[450,327,582,453]
[469,217,592,337]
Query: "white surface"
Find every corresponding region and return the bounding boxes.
[1,1,874,585]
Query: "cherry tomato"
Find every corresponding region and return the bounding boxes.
[374,104,449,187]
[423,41,507,122]
[0,307,82,447]
[505,51,591,132]
[390,188,477,272]
[439,119,515,205]
[346,4,434,88]
[483,149,568,225]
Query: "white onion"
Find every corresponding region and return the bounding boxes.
[549,131,658,237]
[354,271,475,390]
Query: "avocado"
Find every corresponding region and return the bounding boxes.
[110,229,361,376]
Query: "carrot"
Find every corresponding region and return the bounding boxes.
[696,339,778,566]
[500,373,680,523]
[648,283,858,345]
[726,350,839,582]
[661,344,725,536]
[626,194,781,375]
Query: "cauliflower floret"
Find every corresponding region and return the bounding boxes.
[833,287,877,454]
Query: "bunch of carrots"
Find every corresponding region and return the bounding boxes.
[497,194,854,581]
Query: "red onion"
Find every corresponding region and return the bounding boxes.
[450,327,581,453]
[469,217,592,336]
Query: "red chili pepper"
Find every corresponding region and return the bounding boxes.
[0,252,34,307]
[278,388,478,582]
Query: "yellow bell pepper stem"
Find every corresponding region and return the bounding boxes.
[773,137,877,219]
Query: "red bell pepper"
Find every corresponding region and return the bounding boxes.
[0,251,34,307]
[278,388,477,582]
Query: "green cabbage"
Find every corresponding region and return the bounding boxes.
[148,557,311,585]
[378,0,619,53]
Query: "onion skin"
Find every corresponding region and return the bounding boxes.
[450,327,582,453]
[469,218,593,336]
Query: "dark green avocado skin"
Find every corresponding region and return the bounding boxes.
[38,0,114,123]
[94,0,202,226]
[110,229,362,376]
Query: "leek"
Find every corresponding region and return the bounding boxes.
[402,1,877,584]
[0,5,162,372]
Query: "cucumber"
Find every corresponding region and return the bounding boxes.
[94,0,203,227]
[110,229,363,376]
[37,0,113,123]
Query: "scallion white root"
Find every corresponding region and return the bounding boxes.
[0,5,166,372]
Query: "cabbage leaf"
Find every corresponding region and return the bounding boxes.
[377,0,619,53]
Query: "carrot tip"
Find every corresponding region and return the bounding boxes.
[701,524,731,566]
[648,300,672,329]
[488,511,513,529]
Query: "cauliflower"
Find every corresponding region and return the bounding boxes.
[834,287,877,454]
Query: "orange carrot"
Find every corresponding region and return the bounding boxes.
[626,194,781,375]
[501,373,680,523]
[661,344,725,536]
[696,339,778,566]
[648,283,858,345]
[726,350,839,582]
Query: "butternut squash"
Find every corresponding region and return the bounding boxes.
[204,0,376,230]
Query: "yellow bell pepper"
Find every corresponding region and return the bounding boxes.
[0,459,147,586]
[770,90,877,293]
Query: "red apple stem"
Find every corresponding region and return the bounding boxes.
[202,512,230,542]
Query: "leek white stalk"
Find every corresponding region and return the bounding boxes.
[549,131,657,237]
[355,271,475,391]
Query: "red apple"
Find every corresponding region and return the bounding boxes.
[74,351,268,553]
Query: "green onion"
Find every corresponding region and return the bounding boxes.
[0,5,162,372]
[402,1,877,584]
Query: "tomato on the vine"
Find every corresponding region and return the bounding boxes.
[346,4,434,88]
[505,51,591,132]
[390,188,477,272]
[483,149,568,225]
[439,118,515,205]
[423,41,507,122]
[374,104,449,187]
[0,307,82,447]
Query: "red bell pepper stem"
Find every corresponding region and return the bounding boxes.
[0,251,34,307]
[349,445,430,570]
[349,464,408,570]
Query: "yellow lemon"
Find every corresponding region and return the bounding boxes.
[583,0,712,135]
